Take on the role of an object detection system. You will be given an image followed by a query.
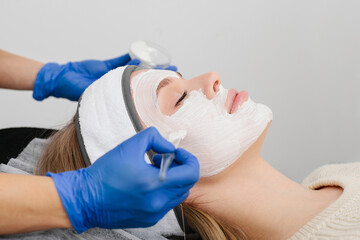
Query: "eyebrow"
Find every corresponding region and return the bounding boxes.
[156,78,173,96]
[156,72,183,96]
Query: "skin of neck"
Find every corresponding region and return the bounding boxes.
[184,122,337,239]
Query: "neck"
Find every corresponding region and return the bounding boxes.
[187,125,338,239]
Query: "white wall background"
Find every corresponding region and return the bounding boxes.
[0,0,359,183]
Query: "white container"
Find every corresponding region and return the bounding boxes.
[129,41,172,68]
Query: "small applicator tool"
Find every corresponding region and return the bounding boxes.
[158,130,187,181]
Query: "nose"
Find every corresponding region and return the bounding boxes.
[194,72,221,99]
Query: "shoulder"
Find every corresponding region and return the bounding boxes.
[289,162,360,239]
[302,162,360,187]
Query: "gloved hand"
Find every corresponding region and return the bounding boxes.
[46,127,199,233]
[33,54,178,101]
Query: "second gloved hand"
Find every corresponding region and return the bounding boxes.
[33,54,178,101]
[47,127,199,233]
[33,54,132,101]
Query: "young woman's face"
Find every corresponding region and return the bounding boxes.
[155,72,249,116]
[131,69,273,177]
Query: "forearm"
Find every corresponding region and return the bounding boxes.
[0,173,72,234]
[0,49,44,90]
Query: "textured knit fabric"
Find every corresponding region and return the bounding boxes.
[288,162,360,240]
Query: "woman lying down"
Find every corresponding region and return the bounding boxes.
[36,65,360,240]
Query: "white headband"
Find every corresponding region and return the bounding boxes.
[76,66,138,164]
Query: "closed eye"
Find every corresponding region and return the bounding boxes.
[175,91,187,107]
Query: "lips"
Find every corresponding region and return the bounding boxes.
[225,88,249,114]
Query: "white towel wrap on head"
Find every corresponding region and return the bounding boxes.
[77,66,140,164]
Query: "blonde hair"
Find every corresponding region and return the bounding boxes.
[36,118,248,240]
[35,117,85,175]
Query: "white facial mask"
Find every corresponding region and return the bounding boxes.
[131,70,273,177]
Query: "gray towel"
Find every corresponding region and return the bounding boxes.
[0,138,187,240]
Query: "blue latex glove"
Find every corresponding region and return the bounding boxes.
[46,127,199,233]
[33,54,178,101]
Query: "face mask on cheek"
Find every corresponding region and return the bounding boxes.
[131,71,273,177]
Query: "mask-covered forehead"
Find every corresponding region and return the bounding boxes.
[130,69,181,136]
[131,69,181,107]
